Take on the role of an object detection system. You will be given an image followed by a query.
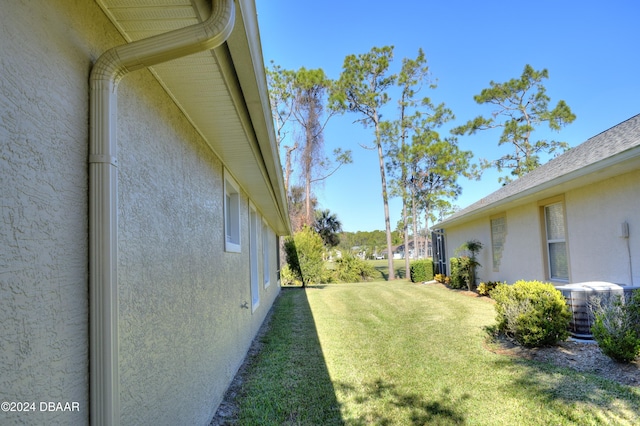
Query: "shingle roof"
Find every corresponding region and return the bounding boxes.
[436,114,640,227]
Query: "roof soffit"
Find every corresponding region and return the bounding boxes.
[95,0,290,235]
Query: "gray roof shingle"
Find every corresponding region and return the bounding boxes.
[436,114,640,227]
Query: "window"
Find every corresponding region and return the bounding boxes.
[490,214,507,271]
[249,204,260,311]
[544,201,569,281]
[262,219,270,288]
[224,170,241,253]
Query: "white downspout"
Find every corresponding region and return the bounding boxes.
[89,1,234,424]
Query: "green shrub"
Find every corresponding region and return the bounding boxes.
[491,280,571,347]
[463,240,483,290]
[477,281,504,297]
[332,255,376,283]
[591,291,640,362]
[410,259,434,283]
[283,236,301,279]
[284,226,325,286]
[280,265,301,287]
[449,257,470,290]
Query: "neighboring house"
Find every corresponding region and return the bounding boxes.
[383,240,432,260]
[434,114,640,286]
[392,239,432,260]
[1,1,290,425]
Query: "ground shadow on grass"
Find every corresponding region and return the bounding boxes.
[372,264,407,281]
[216,287,344,425]
[335,380,468,425]
[492,357,640,424]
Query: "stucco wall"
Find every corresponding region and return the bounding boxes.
[445,206,549,285]
[565,169,640,285]
[443,218,489,283]
[116,69,281,425]
[488,204,545,283]
[1,1,281,424]
[444,168,640,286]
[443,210,544,285]
[0,1,116,424]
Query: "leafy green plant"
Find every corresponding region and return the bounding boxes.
[452,240,483,291]
[491,280,571,347]
[464,240,483,291]
[280,265,301,287]
[410,259,434,283]
[332,255,376,283]
[591,291,640,362]
[449,256,470,290]
[477,281,504,297]
[284,226,326,286]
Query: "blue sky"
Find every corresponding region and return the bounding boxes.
[255,0,640,232]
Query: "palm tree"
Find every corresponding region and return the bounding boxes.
[465,239,483,291]
[313,209,342,248]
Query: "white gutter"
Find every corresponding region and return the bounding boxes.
[89,1,234,424]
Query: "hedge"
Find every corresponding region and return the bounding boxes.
[410,259,434,283]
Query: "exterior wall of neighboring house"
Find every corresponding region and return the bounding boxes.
[442,168,640,286]
[495,203,546,282]
[565,169,640,284]
[445,203,545,284]
[1,1,283,425]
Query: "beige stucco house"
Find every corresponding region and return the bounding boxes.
[434,114,640,287]
[1,0,290,424]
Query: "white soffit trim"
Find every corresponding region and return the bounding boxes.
[95,0,291,235]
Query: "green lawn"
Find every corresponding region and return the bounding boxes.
[233,281,640,425]
[367,259,408,280]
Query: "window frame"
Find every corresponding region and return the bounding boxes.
[224,169,241,253]
[249,203,260,312]
[539,196,570,282]
[262,218,271,288]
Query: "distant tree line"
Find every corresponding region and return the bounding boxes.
[267,47,575,280]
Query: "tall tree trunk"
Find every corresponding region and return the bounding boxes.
[424,209,430,260]
[402,198,410,278]
[304,121,313,225]
[305,174,312,225]
[412,189,418,260]
[284,143,298,195]
[400,109,410,277]
[376,120,395,280]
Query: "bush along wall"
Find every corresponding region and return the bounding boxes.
[490,280,571,347]
[284,226,325,287]
[410,259,434,283]
[477,281,505,297]
[449,257,470,290]
[590,290,640,362]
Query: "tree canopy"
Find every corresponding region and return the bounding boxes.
[313,209,342,248]
[267,55,574,270]
[267,64,351,230]
[453,64,576,184]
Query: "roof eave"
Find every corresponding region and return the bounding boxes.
[226,0,291,235]
[436,144,640,229]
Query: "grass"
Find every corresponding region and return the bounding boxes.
[367,259,408,281]
[233,281,640,425]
